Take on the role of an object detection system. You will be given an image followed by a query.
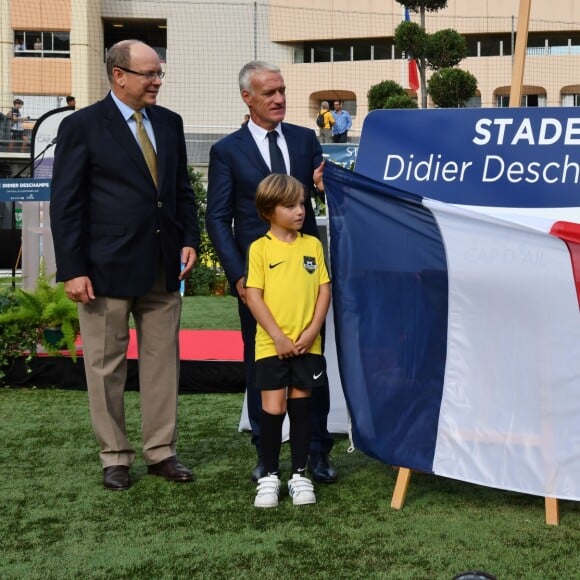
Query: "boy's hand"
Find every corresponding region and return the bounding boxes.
[295,327,317,354]
[273,334,299,359]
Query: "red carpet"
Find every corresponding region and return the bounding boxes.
[125,329,242,361]
[71,329,242,361]
[6,330,245,393]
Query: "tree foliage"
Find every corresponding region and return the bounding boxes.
[425,29,467,70]
[187,166,220,269]
[393,0,474,109]
[185,167,230,296]
[385,94,419,109]
[395,0,448,13]
[367,80,407,110]
[427,68,477,108]
[367,80,419,111]
[394,21,427,60]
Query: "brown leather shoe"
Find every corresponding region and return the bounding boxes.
[147,456,193,482]
[103,465,131,490]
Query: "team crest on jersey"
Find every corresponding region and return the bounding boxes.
[303,256,317,274]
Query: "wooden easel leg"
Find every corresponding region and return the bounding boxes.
[391,467,412,509]
[545,497,560,526]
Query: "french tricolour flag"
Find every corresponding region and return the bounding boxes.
[404,6,420,92]
[325,162,580,501]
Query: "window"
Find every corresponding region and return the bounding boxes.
[14,32,70,58]
[333,42,351,62]
[300,30,580,65]
[561,94,580,107]
[496,95,510,108]
[339,99,357,117]
[352,41,372,61]
[12,95,70,120]
[467,34,512,57]
[311,45,332,63]
[464,95,482,108]
[528,32,580,56]
[372,44,392,60]
[305,39,392,63]
[496,94,546,107]
[523,94,539,107]
[293,47,304,64]
[103,19,167,62]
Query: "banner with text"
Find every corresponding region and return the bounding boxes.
[356,107,580,215]
[321,143,358,169]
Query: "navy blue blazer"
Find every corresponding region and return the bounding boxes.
[50,93,199,296]
[206,122,323,292]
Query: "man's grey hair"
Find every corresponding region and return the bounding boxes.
[239,61,281,93]
[105,39,144,82]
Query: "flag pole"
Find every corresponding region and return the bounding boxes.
[509,0,531,107]
[510,0,561,526]
[401,5,407,88]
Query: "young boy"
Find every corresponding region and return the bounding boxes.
[245,173,331,508]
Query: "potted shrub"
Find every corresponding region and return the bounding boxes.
[212,273,229,296]
[0,264,79,360]
[0,287,42,379]
[187,264,217,296]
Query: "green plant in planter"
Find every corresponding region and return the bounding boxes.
[186,264,231,296]
[187,264,217,296]
[0,288,42,379]
[212,274,229,296]
[0,265,80,360]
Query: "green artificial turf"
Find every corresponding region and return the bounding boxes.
[0,388,578,579]
[179,296,240,331]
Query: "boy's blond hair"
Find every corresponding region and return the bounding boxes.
[255,174,305,222]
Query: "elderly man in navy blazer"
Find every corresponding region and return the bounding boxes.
[206,61,337,484]
[50,40,200,491]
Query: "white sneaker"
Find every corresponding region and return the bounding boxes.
[254,474,281,508]
[288,474,316,506]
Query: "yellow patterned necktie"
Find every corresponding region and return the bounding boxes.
[132,111,157,186]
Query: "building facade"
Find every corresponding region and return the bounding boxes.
[1,0,580,158]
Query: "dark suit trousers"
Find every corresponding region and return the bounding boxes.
[238,299,334,458]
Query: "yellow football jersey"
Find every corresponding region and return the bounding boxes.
[245,232,331,360]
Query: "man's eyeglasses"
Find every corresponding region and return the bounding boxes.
[116,66,165,81]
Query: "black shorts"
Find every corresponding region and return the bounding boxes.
[255,354,328,391]
[10,130,23,141]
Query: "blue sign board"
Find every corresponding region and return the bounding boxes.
[356,107,580,208]
[0,178,51,202]
[321,143,358,169]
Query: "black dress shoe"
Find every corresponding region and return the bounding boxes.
[103,465,131,490]
[251,459,265,483]
[308,454,338,483]
[147,456,193,482]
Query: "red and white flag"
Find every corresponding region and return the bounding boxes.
[404,6,420,92]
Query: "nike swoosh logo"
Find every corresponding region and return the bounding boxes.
[313,371,324,380]
[269,261,285,269]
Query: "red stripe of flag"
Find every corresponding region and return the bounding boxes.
[550,221,580,309]
[404,7,420,92]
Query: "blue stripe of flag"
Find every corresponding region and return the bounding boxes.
[325,162,447,472]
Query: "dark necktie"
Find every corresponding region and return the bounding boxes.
[132,111,158,186]
[267,130,287,174]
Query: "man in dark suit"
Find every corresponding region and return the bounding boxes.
[50,40,200,491]
[206,61,337,484]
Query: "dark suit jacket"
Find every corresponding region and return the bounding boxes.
[206,122,323,292]
[50,93,199,296]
